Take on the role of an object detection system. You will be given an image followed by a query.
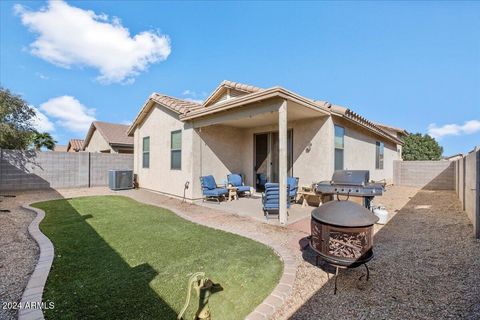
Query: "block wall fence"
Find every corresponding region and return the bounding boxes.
[0,149,133,191]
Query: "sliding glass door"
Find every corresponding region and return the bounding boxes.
[254,130,293,190]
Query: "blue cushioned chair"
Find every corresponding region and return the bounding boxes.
[287,176,299,203]
[227,173,252,197]
[200,175,228,202]
[262,183,291,219]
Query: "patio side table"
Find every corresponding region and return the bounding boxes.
[227,186,238,201]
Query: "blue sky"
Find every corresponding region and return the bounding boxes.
[1,0,479,156]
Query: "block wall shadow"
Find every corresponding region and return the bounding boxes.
[33,196,177,319]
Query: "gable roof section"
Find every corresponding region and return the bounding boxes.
[67,139,84,152]
[127,93,201,136]
[202,80,263,107]
[83,121,133,150]
[127,80,404,145]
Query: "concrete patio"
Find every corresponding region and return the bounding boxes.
[195,193,315,225]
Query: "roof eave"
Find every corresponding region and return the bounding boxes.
[180,87,330,121]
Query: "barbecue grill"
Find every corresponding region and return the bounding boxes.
[315,170,384,209]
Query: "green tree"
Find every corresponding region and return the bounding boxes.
[0,87,36,149]
[32,132,57,151]
[402,133,443,160]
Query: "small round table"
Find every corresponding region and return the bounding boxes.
[227,186,238,201]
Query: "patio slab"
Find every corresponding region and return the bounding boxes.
[196,193,314,226]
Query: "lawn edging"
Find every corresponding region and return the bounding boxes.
[128,196,297,320]
[18,204,54,320]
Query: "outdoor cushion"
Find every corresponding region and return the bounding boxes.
[228,174,243,187]
[203,188,228,196]
[201,175,217,190]
[236,185,251,193]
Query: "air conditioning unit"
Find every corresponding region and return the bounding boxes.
[108,170,133,190]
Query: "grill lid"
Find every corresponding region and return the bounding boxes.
[312,200,379,227]
[331,170,370,186]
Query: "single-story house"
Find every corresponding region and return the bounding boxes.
[127,80,405,223]
[83,121,133,154]
[53,144,68,152]
[66,139,84,152]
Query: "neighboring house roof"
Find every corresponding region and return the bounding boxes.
[54,144,67,152]
[83,121,133,150]
[67,139,84,152]
[127,80,404,145]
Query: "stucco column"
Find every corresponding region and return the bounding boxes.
[279,99,288,225]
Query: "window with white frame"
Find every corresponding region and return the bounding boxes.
[171,130,182,170]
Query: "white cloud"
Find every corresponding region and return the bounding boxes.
[15,1,171,84]
[35,72,49,80]
[428,120,480,139]
[39,96,96,133]
[182,89,204,104]
[31,106,55,132]
[183,97,203,104]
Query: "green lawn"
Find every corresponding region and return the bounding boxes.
[33,196,282,320]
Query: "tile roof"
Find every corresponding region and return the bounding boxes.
[221,80,263,94]
[54,144,67,152]
[150,93,201,115]
[89,121,133,146]
[67,139,84,152]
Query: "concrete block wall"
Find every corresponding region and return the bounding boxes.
[454,147,480,239]
[0,149,133,191]
[90,153,133,187]
[393,160,455,190]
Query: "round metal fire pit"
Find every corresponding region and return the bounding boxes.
[311,200,379,227]
[310,200,379,268]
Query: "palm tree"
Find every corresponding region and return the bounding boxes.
[32,132,56,151]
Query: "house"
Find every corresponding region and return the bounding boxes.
[66,139,84,152]
[53,144,67,152]
[127,80,404,223]
[82,121,133,154]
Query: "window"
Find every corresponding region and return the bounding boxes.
[171,130,182,170]
[376,141,384,169]
[334,125,344,171]
[142,137,150,168]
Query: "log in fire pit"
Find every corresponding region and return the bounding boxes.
[310,199,379,294]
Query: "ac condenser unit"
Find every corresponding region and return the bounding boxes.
[108,170,133,190]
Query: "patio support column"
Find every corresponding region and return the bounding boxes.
[279,99,288,225]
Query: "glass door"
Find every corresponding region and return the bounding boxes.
[254,130,293,189]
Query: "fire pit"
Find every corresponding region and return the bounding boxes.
[310,200,379,294]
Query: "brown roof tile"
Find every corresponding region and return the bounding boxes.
[150,93,201,114]
[67,139,84,152]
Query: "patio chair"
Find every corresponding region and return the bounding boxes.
[227,173,252,197]
[262,183,291,220]
[287,176,299,203]
[200,175,228,203]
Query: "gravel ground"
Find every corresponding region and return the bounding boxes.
[2,186,479,320]
[0,194,38,320]
[274,187,480,320]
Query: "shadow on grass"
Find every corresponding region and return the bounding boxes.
[33,198,177,320]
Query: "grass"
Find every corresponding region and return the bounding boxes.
[33,196,282,320]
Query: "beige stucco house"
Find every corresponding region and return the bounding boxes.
[128,80,404,223]
[83,121,133,154]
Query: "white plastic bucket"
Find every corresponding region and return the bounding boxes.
[373,207,389,224]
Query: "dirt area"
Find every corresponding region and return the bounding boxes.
[1,186,479,320]
[275,187,480,320]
